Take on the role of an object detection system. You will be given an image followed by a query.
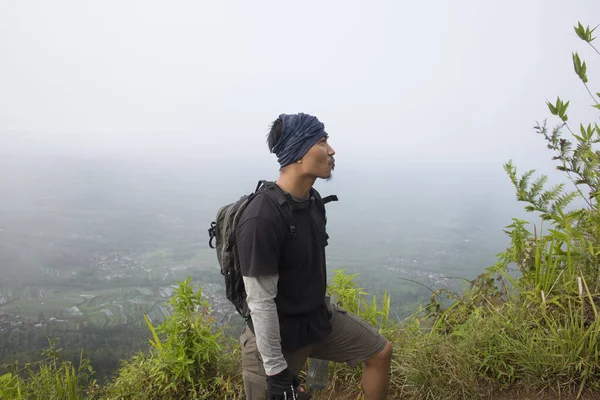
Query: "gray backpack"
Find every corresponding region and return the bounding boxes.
[207,180,337,320]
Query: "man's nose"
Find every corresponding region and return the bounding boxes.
[328,144,335,156]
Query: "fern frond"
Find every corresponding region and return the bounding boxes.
[504,161,519,187]
[552,191,578,212]
[519,170,536,192]
[539,184,565,207]
[530,175,548,199]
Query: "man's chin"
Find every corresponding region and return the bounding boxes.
[316,167,334,181]
[324,165,335,180]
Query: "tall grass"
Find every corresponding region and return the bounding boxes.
[100,277,243,400]
[0,338,98,400]
[321,19,600,400]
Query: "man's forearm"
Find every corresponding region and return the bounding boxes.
[242,274,287,376]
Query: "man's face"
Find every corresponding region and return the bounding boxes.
[299,135,336,180]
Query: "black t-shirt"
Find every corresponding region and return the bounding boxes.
[235,188,332,351]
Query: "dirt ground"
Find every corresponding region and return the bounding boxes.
[308,388,600,400]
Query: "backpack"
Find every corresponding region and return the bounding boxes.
[207,180,338,320]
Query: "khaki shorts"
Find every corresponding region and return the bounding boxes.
[239,302,389,400]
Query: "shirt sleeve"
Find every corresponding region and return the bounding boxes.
[236,216,281,277]
[243,274,288,376]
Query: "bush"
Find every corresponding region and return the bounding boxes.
[101,277,243,400]
[393,19,600,400]
[0,337,99,400]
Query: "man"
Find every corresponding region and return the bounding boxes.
[235,112,393,400]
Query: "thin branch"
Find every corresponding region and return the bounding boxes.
[582,24,600,56]
[584,83,600,106]
[564,121,575,136]
[479,293,502,314]
[563,122,595,209]
[439,276,469,282]
[397,277,435,294]
[567,169,594,209]
[586,41,600,57]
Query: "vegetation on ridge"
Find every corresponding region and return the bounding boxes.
[2,19,600,399]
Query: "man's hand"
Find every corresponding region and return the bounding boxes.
[266,368,309,399]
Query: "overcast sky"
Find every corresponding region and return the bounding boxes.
[1,0,599,171]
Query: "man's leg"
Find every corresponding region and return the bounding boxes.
[240,326,267,400]
[361,341,393,399]
[239,325,311,400]
[309,303,393,400]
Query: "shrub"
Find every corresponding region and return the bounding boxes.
[102,277,243,400]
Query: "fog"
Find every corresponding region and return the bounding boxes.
[0,151,532,282]
[0,0,599,335]
[1,0,599,169]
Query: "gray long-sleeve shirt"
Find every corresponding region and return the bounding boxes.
[243,273,288,376]
[241,190,319,376]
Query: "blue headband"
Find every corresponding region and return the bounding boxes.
[272,113,327,168]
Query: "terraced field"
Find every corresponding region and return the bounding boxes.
[0,284,181,328]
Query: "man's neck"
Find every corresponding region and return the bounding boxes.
[275,172,316,199]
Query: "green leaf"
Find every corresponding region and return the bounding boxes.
[590,24,598,42]
[547,101,557,115]
[580,123,587,141]
[575,22,586,41]
[587,124,594,140]
[557,98,570,122]
[575,22,598,42]
[548,228,569,241]
[582,60,587,81]
[573,52,582,75]
[144,313,163,350]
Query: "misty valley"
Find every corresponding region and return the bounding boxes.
[2,2,599,396]
[0,153,526,381]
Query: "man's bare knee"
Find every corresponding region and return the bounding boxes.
[365,341,393,367]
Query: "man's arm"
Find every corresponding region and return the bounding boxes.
[243,274,287,376]
[235,214,286,375]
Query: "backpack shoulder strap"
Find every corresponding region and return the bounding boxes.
[309,187,338,225]
[321,194,339,204]
[310,187,338,206]
[255,181,297,238]
[255,180,268,193]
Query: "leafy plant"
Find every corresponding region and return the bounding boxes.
[0,337,98,400]
[104,277,242,399]
[327,268,392,336]
[352,19,600,400]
